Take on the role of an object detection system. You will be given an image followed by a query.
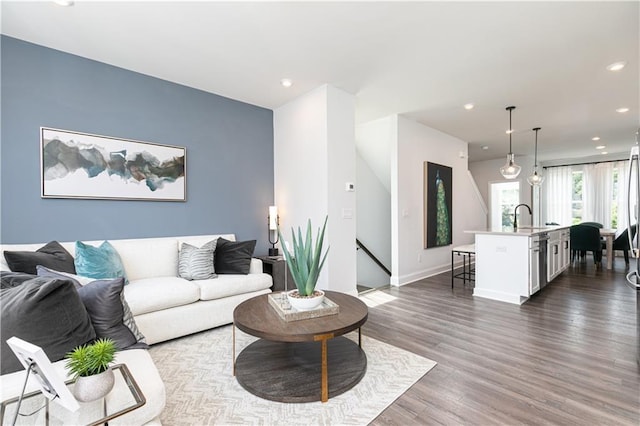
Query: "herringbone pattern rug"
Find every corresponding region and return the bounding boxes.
[149,325,437,425]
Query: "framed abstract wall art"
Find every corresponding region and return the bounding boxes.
[424,161,452,248]
[41,127,186,201]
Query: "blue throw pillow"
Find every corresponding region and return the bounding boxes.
[74,241,128,284]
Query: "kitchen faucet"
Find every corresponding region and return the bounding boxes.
[513,203,532,230]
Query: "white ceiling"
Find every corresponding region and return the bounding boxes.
[2,1,638,163]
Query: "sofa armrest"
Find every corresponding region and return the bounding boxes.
[249,258,263,274]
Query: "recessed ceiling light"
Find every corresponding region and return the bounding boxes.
[601,151,608,155]
[592,136,600,141]
[280,78,293,88]
[53,0,74,6]
[505,129,513,134]
[481,145,489,150]
[596,145,606,150]
[464,103,474,110]
[606,61,627,71]
[616,107,630,113]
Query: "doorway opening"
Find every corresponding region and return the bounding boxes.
[489,181,520,229]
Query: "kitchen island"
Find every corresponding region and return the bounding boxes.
[466,226,571,305]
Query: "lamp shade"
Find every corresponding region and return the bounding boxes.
[500,153,522,179]
[527,127,544,186]
[527,169,545,186]
[500,106,521,179]
[268,206,278,230]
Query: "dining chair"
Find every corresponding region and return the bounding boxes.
[570,224,603,266]
[580,221,603,228]
[603,224,637,264]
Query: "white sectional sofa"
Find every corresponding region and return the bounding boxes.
[0,234,273,425]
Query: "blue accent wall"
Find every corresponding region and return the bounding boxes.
[1,36,274,252]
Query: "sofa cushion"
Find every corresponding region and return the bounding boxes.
[37,265,148,349]
[0,274,96,375]
[195,273,273,301]
[108,239,179,282]
[124,277,200,316]
[75,241,128,283]
[178,240,217,280]
[3,241,76,275]
[214,238,256,274]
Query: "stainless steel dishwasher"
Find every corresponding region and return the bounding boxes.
[538,232,549,289]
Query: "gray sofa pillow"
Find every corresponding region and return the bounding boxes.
[36,266,147,350]
[0,274,96,375]
[3,241,76,275]
[178,240,217,280]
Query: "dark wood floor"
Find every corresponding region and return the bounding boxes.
[364,258,640,425]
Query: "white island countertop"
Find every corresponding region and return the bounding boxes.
[466,225,572,305]
[465,225,570,237]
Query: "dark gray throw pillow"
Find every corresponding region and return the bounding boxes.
[0,271,37,289]
[214,238,256,275]
[3,241,76,275]
[35,266,145,350]
[75,277,139,350]
[0,276,96,375]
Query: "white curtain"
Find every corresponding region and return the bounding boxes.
[583,162,614,226]
[545,166,573,225]
[616,160,634,232]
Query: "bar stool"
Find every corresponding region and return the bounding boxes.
[451,244,475,288]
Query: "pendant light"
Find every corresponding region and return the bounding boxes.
[499,106,522,179]
[527,127,545,186]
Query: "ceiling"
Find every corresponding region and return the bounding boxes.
[2,1,638,163]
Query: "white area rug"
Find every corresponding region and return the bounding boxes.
[149,325,437,425]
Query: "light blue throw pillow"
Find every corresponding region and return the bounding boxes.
[74,241,128,284]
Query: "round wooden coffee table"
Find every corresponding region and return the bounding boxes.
[233,290,368,403]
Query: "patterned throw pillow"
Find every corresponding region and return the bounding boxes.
[178,240,217,280]
[74,241,128,284]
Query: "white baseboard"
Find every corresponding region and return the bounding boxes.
[390,260,474,286]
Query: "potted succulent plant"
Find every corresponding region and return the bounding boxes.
[65,338,116,402]
[278,216,329,311]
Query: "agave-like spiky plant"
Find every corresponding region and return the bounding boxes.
[278,216,329,296]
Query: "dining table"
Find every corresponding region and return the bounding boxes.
[600,228,617,270]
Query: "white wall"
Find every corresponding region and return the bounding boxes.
[468,156,535,228]
[273,84,356,295]
[355,152,391,287]
[393,115,486,286]
[355,117,394,288]
[356,116,394,192]
[326,85,357,295]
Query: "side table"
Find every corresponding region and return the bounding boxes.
[0,363,145,426]
[257,256,293,292]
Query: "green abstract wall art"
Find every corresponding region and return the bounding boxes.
[424,162,453,248]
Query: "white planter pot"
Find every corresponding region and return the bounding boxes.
[287,289,325,311]
[72,367,115,402]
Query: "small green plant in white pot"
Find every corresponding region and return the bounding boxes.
[65,338,116,402]
[278,216,329,311]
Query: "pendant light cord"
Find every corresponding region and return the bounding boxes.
[506,106,515,155]
[533,127,540,167]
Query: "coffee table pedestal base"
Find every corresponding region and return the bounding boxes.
[235,336,366,403]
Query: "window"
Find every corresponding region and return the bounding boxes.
[490,181,520,229]
[545,161,627,229]
[572,171,583,224]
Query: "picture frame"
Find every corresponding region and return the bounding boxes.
[41,127,186,201]
[6,336,80,412]
[424,162,453,248]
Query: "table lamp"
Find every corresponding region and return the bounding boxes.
[268,205,279,256]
